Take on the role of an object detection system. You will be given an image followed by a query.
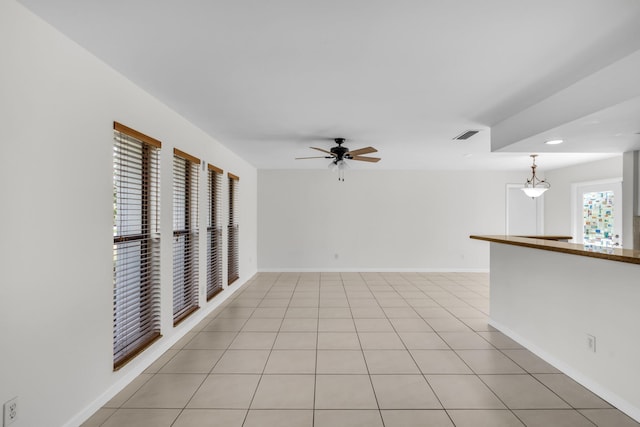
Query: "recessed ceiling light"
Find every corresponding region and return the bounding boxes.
[545,139,564,145]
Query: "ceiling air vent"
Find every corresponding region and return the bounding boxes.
[453,130,480,140]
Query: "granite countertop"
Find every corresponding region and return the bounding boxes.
[470,235,640,265]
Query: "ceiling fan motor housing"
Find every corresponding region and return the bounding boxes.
[331,145,349,160]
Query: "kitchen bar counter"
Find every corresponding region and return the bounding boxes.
[513,235,572,241]
[470,234,640,265]
[472,234,640,422]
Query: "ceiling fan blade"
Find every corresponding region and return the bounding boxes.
[351,155,381,163]
[347,146,377,156]
[310,147,336,156]
[295,156,331,159]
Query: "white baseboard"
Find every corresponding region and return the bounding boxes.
[489,319,640,423]
[257,267,490,273]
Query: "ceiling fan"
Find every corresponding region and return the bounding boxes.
[296,138,381,181]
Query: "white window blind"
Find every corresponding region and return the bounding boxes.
[112,122,161,370]
[173,148,200,325]
[228,173,239,285]
[207,164,223,299]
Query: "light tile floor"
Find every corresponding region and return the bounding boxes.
[82,272,640,427]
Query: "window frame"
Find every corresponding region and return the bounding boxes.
[112,122,162,370]
[172,148,201,326]
[207,164,224,300]
[228,172,240,285]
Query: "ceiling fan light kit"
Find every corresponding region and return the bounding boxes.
[296,138,380,181]
[522,154,550,198]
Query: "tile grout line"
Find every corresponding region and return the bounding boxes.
[238,271,286,427]
[349,272,386,427]
[378,273,455,427]
[188,274,266,424]
[312,273,320,427]
[413,272,522,425]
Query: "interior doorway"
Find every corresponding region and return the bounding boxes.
[506,184,544,235]
[573,179,622,247]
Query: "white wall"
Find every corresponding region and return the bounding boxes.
[0,2,257,426]
[258,169,523,271]
[543,156,622,237]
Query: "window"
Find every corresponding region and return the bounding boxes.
[207,164,224,299]
[112,122,161,370]
[574,180,622,247]
[228,173,239,285]
[582,191,619,247]
[173,149,200,325]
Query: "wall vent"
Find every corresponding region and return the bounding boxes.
[453,130,480,140]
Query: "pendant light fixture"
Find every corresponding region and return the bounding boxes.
[522,154,550,198]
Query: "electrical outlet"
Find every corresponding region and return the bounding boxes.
[3,397,18,426]
[587,334,596,353]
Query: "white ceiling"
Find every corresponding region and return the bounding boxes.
[18,0,640,171]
